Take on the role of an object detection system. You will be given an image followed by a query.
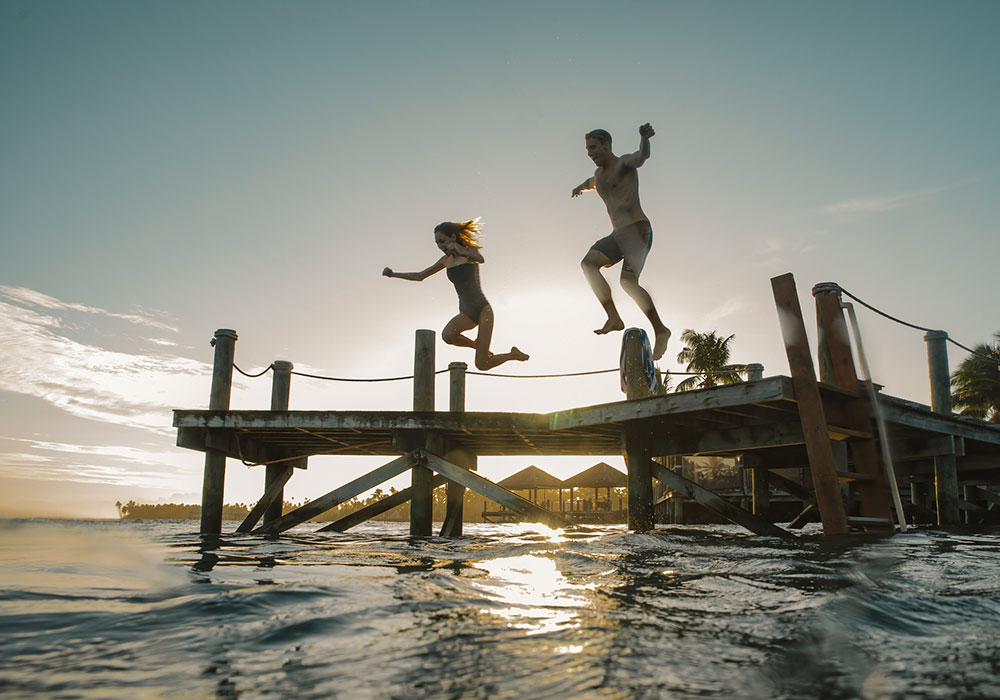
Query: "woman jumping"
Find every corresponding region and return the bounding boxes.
[382,219,529,371]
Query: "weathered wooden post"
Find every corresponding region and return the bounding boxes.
[440,361,473,537]
[200,329,237,535]
[747,363,767,512]
[925,330,960,525]
[751,466,770,517]
[410,329,436,536]
[263,360,294,527]
[623,328,654,532]
[771,274,848,535]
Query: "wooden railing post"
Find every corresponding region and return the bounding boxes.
[925,330,959,524]
[623,329,654,532]
[200,328,237,535]
[410,329,436,536]
[263,360,294,527]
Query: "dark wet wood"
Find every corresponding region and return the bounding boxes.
[648,459,792,538]
[771,273,848,535]
[316,475,449,533]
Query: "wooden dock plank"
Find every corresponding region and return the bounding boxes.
[547,377,794,430]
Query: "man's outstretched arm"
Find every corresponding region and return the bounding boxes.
[620,123,654,168]
[571,177,595,197]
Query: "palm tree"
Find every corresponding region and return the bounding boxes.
[674,329,747,392]
[950,332,1000,423]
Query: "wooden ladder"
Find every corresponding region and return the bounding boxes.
[771,274,896,535]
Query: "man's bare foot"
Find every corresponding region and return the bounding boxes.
[510,346,529,362]
[652,326,671,360]
[594,318,625,335]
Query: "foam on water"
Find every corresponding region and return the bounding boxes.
[2,519,999,699]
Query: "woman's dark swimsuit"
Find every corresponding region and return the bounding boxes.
[447,263,489,321]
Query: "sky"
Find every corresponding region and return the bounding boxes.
[2,0,997,519]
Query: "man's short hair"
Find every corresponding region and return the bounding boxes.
[585,129,612,147]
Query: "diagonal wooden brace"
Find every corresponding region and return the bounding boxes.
[648,459,793,538]
[254,450,422,535]
[417,449,571,528]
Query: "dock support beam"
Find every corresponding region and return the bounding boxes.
[410,329,436,536]
[925,330,960,525]
[441,362,470,537]
[263,361,295,527]
[772,274,849,535]
[200,329,237,535]
[623,329,654,532]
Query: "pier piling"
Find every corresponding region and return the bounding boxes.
[409,329,436,536]
[441,362,469,537]
[264,360,294,527]
[623,329,654,532]
[925,330,960,524]
[200,329,237,535]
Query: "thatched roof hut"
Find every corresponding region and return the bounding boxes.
[561,462,626,489]
[497,465,563,491]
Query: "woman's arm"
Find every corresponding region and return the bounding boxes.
[383,257,446,281]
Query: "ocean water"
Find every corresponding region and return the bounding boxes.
[1,520,999,700]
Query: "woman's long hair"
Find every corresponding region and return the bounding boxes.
[435,219,483,250]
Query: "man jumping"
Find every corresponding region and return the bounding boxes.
[572,123,670,360]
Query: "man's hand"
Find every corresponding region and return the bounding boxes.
[639,123,655,139]
[382,267,394,278]
[572,177,595,197]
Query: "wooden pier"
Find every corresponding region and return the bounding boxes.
[174,274,1000,538]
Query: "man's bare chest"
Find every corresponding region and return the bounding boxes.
[595,168,636,199]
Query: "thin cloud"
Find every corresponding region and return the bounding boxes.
[814,179,972,216]
[0,438,198,488]
[0,290,210,431]
[704,296,747,326]
[0,285,177,332]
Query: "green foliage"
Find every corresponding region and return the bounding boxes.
[950,332,1000,423]
[674,329,747,392]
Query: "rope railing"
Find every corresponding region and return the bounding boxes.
[235,363,751,382]
[233,363,274,378]
[837,285,1000,366]
[289,369,448,383]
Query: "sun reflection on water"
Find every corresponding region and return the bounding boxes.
[474,554,589,635]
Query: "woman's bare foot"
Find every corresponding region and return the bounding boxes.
[652,326,671,360]
[594,317,625,335]
[510,346,529,361]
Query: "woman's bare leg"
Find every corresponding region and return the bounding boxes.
[617,222,670,360]
[581,249,624,335]
[473,305,529,370]
[442,314,477,348]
